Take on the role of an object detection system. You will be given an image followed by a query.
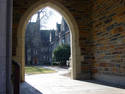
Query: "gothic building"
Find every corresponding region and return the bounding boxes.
[25,11,55,65]
[25,12,70,65]
[58,18,70,46]
[49,18,70,62]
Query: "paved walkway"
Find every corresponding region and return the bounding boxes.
[20,66,125,94]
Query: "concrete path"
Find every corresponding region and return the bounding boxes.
[20,66,125,94]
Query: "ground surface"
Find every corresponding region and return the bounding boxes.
[20,66,125,94]
[25,66,56,75]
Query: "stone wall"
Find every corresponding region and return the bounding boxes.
[0,0,7,92]
[92,0,125,86]
[0,0,13,94]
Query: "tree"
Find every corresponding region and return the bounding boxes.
[52,45,70,66]
[29,7,53,29]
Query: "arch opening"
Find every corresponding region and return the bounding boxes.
[14,0,82,82]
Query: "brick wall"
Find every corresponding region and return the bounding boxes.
[92,0,125,83]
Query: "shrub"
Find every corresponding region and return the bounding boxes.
[52,44,70,66]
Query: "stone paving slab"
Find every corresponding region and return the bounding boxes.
[20,67,125,94]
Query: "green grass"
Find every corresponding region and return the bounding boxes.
[25,66,56,75]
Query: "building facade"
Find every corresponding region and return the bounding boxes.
[25,12,70,65]
[50,18,70,50]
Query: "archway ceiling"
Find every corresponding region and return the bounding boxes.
[13,0,92,29]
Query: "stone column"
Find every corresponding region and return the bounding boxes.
[0,0,13,94]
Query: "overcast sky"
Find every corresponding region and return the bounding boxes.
[30,7,62,30]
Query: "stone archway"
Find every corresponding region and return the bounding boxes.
[14,0,82,82]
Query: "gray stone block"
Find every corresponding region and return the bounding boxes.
[94,73,125,87]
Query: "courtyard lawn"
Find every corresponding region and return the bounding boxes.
[25,66,56,75]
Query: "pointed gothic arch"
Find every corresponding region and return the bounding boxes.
[14,0,82,82]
